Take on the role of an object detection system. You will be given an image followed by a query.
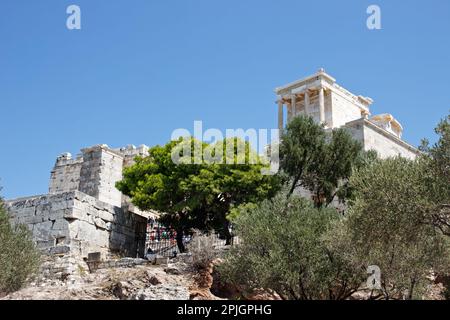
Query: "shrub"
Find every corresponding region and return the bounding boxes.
[0,198,40,294]
[341,157,450,299]
[219,192,365,300]
[187,232,218,271]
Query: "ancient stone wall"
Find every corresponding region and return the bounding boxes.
[49,153,83,194]
[49,144,153,214]
[78,145,124,208]
[115,144,150,168]
[7,193,73,253]
[362,120,418,159]
[330,90,362,128]
[345,118,419,159]
[6,191,147,260]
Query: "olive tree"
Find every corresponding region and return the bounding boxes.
[279,115,364,208]
[219,192,365,300]
[339,157,450,299]
[0,193,40,294]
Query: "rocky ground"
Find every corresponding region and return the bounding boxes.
[3,256,446,300]
[1,259,220,300]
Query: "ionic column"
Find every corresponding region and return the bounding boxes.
[291,95,297,118]
[304,90,310,115]
[318,87,325,124]
[278,100,284,131]
[287,101,293,123]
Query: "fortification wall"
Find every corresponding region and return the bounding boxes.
[48,144,153,213]
[7,193,73,253]
[78,145,124,207]
[49,154,83,194]
[115,144,150,168]
[6,191,147,260]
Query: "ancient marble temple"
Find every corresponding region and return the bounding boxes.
[275,69,419,159]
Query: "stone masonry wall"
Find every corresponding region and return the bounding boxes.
[114,144,150,168]
[362,120,418,159]
[67,191,147,258]
[330,90,362,129]
[6,191,147,260]
[49,144,153,215]
[49,153,83,194]
[78,145,124,208]
[7,193,73,253]
[345,118,419,159]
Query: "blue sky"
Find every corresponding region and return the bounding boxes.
[0,0,449,199]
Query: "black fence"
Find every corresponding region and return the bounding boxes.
[145,237,189,258]
[144,232,238,258]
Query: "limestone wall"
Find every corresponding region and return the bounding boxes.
[49,154,83,194]
[345,118,419,159]
[78,145,124,208]
[6,193,73,253]
[330,91,362,128]
[304,91,320,123]
[67,191,147,258]
[6,191,147,260]
[362,121,418,159]
[115,144,150,168]
[49,144,152,211]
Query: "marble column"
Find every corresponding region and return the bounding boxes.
[287,101,293,123]
[318,87,325,124]
[291,95,297,118]
[304,90,310,116]
[278,101,284,131]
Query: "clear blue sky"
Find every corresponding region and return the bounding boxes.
[0,0,449,199]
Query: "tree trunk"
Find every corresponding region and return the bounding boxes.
[407,278,416,300]
[176,227,185,253]
[223,219,232,245]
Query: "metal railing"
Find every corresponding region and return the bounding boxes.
[144,232,237,258]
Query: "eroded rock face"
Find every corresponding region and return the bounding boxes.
[189,259,224,300]
[2,262,193,300]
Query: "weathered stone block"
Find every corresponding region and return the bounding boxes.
[93,216,107,230]
[51,218,69,231]
[23,215,44,224]
[49,229,70,241]
[49,246,71,255]
[33,221,54,240]
[98,210,114,223]
[48,209,67,221]
[63,208,85,221]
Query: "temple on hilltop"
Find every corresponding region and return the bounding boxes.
[275,68,419,159]
[4,69,421,281]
